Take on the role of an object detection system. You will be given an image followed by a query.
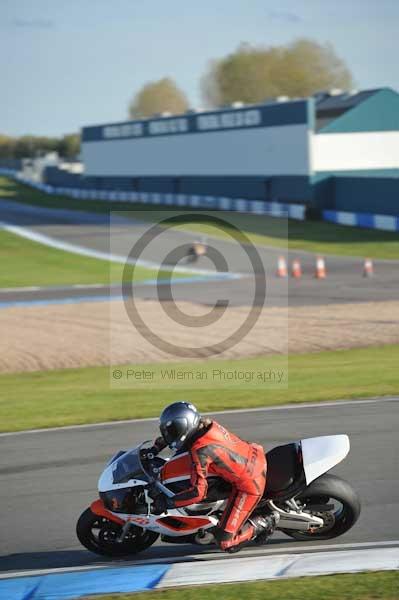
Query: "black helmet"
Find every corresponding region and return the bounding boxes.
[159,402,201,450]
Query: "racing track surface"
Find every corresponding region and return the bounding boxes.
[1,398,398,574]
[1,198,399,308]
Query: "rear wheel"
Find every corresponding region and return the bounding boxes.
[281,474,361,541]
[76,508,159,557]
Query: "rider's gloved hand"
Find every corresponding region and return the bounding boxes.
[145,437,167,459]
[153,436,167,453]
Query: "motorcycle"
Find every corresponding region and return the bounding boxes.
[76,434,361,557]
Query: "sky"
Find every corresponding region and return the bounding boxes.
[1,0,398,137]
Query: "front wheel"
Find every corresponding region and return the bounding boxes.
[281,474,361,541]
[76,508,159,557]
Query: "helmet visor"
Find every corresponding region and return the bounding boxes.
[160,417,189,446]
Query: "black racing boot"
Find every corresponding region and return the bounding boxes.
[224,512,280,554]
[223,522,254,554]
[250,511,280,544]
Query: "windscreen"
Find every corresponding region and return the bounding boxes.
[112,448,150,484]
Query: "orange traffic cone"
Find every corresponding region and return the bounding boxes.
[315,256,326,279]
[291,259,302,279]
[277,256,288,278]
[363,258,374,277]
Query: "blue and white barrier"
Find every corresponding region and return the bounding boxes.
[0,545,397,600]
[3,170,398,231]
[323,209,399,232]
[0,169,306,221]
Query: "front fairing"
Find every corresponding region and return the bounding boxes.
[95,445,220,536]
[98,446,150,492]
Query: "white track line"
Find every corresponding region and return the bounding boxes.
[1,540,398,580]
[0,285,42,292]
[0,221,241,278]
[0,397,396,438]
[0,283,107,293]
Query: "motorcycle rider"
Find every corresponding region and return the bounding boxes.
[149,401,279,552]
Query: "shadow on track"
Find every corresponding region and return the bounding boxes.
[0,538,300,573]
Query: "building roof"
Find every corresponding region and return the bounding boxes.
[314,88,385,130]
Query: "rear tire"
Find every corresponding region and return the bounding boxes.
[76,508,159,557]
[281,474,361,541]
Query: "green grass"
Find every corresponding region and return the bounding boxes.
[177,215,399,260]
[1,345,398,432]
[85,571,399,600]
[0,229,170,288]
[0,175,167,217]
[1,176,398,260]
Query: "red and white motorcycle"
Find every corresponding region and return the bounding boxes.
[76,435,361,556]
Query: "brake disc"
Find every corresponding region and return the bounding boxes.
[309,510,335,533]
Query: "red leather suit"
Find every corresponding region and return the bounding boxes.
[167,420,267,550]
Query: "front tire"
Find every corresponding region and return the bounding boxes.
[76,508,159,557]
[281,474,361,541]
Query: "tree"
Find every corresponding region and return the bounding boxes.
[0,134,80,160]
[14,136,59,158]
[129,78,189,119]
[0,135,16,159]
[58,133,80,159]
[201,39,354,107]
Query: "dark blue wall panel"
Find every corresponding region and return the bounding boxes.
[0,158,23,170]
[44,169,399,216]
[270,176,311,203]
[313,174,399,215]
[180,176,312,203]
[180,176,266,199]
[333,176,399,215]
[44,166,82,187]
[72,175,311,204]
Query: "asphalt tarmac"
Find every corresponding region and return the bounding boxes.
[1,198,399,308]
[1,398,398,574]
[1,199,398,576]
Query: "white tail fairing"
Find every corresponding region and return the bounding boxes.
[301,435,350,484]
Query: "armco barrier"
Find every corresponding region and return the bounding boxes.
[323,209,399,232]
[0,546,397,600]
[0,169,306,221]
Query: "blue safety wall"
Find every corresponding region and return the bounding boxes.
[6,169,399,229]
[42,169,399,215]
[43,170,312,204]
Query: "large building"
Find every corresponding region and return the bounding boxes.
[78,88,399,216]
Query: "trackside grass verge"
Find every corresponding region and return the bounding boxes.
[1,345,398,432]
[175,216,399,260]
[1,176,398,260]
[0,230,174,288]
[85,571,399,600]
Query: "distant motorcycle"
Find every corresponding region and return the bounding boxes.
[76,435,361,557]
[185,239,207,263]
